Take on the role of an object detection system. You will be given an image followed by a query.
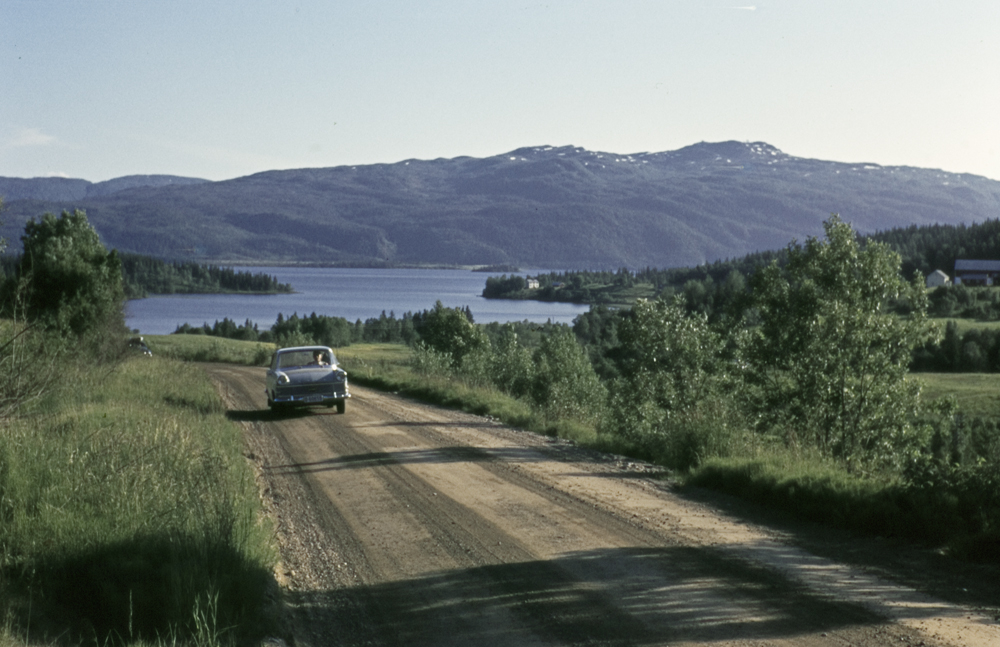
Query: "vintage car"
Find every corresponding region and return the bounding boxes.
[265,346,350,413]
[129,336,152,357]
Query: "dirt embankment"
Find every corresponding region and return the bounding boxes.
[206,363,1000,647]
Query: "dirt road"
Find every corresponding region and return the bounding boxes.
[206,364,999,647]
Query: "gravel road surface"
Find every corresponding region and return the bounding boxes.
[206,363,1000,647]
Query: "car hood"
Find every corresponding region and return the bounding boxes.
[278,367,345,384]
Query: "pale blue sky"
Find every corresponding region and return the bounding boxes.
[2,1,998,182]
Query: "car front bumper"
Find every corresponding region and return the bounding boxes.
[272,384,350,405]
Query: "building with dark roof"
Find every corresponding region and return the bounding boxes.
[954,260,1000,286]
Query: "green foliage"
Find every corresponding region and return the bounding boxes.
[271,311,355,347]
[528,326,606,426]
[603,297,740,469]
[482,274,527,298]
[120,253,293,299]
[746,216,938,470]
[16,209,125,338]
[413,301,487,368]
[572,304,625,380]
[913,318,1000,373]
[485,325,536,397]
[173,309,421,349]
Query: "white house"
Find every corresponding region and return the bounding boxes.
[926,269,951,288]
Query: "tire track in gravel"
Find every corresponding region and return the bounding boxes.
[206,363,1000,647]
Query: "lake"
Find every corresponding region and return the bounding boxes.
[125,267,590,335]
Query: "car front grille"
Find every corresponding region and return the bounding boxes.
[278,384,336,397]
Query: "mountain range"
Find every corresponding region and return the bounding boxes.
[2,141,998,268]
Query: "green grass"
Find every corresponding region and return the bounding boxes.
[688,451,1000,560]
[914,372,1000,418]
[931,317,1000,334]
[687,453,923,535]
[143,334,274,366]
[0,354,276,645]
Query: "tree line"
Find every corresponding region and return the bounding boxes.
[2,250,294,299]
[174,305,480,349]
[487,219,1000,310]
[120,254,293,298]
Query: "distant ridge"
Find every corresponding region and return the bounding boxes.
[1,142,998,268]
[0,174,208,202]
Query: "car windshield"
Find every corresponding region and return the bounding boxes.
[277,350,335,369]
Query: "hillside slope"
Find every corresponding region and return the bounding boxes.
[3,142,998,267]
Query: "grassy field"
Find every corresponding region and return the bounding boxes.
[0,352,276,645]
[932,317,1000,334]
[915,372,1000,417]
[142,333,274,366]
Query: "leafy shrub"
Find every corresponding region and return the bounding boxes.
[746,216,937,471]
[602,296,739,469]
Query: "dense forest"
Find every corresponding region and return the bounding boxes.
[118,254,293,298]
[487,218,1000,305]
[0,252,293,299]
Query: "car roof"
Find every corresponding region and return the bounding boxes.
[277,346,333,353]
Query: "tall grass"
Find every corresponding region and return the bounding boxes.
[0,355,275,645]
[142,335,273,366]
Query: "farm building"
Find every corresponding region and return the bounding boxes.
[953,260,1000,286]
[926,270,951,288]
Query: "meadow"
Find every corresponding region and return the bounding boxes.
[0,349,275,646]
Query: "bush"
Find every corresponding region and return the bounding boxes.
[602,296,739,469]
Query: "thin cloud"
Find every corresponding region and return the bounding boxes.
[732,5,757,10]
[7,127,57,148]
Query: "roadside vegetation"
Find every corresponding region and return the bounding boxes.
[0,209,274,646]
[183,215,1000,563]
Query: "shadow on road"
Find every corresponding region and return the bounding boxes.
[264,446,550,475]
[226,407,337,422]
[282,546,892,646]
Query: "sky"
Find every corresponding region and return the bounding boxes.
[2,1,999,183]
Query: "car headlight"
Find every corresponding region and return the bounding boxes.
[277,373,289,384]
[320,370,346,383]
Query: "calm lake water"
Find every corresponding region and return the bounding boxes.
[125,267,590,335]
